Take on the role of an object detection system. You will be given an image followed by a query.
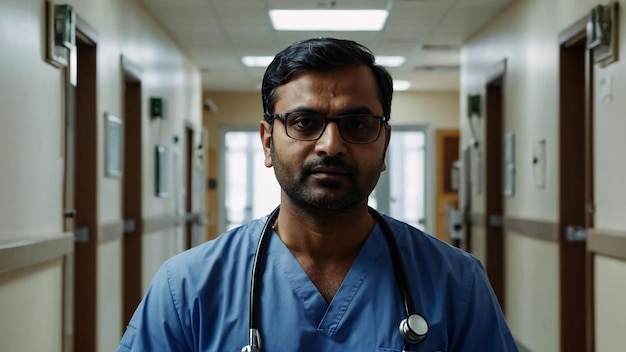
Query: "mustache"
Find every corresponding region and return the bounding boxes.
[303,156,354,175]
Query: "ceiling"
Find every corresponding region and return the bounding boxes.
[138,0,512,92]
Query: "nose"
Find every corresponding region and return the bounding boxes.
[314,121,347,156]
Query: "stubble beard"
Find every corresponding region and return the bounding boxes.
[270,143,383,212]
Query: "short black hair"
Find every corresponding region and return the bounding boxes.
[261,38,393,119]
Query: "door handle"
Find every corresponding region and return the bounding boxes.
[489,214,503,227]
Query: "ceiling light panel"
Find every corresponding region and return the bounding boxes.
[266,0,389,10]
[241,56,275,67]
[269,9,389,31]
[393,80,411,91]
[375,56,406,67]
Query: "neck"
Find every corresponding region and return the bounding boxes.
[273,200,375,261]
[273,200,376,303]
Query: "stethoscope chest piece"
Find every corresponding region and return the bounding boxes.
[241,346,260,352]
[399,313,429,344]
[241,328,262,352]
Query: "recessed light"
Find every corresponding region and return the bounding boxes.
[376,56,406,67]
[393,80,411,91]
[269,9,389,31]
[241,56,275,67]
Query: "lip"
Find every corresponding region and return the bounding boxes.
[309,166,351,182]
[310,166,349,176]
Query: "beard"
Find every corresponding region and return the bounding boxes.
[270,143,384,212]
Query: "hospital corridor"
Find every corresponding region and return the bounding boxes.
[1,0,626,351]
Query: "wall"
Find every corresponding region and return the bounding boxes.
[202,91,460,239]
[461,0,626,351]
[0,0,202,351]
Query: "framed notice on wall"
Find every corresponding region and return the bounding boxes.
[104,113,123,177]
[461,146,471,210]
[155,145,168,197]
[504,133,515,197]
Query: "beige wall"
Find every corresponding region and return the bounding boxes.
[595,256,626,352]
[392,91,460,128]
[0,0,202,351]
[505,232,560,352]
[0,260,64,351]
[202,90,460,239]
[461,0,626,350]
[594,14,626,231]
[469,226,487,265]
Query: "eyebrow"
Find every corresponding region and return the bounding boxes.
[286,106,377,116]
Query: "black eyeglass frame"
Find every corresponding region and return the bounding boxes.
[264,112,390,144]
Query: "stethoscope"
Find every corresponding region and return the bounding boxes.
[242,206,429,352]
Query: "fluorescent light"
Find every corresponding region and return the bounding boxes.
[375,56,406,67]
[242,56,275,67]
[393,80,411,91]
[269,9,389,31]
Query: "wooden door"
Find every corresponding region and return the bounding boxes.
[184,125,194,249]
[484,62,506,311]
[434,129,459,244]
[121,57,144,328]
[558,16,594,352]
[71,20,99,352]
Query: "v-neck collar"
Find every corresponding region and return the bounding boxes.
[267,223,387,337]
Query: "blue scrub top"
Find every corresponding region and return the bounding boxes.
[118,215,518,351]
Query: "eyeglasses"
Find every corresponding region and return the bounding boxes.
[265,111,389,144]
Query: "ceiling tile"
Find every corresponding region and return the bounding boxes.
[139,0,513,91]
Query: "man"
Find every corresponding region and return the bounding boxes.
[118,38,518,351]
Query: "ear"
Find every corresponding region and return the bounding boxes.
[260,120,273,167]
[381,126,391,171]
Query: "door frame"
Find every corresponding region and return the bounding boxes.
[121,56,144,329]
[70,16,99,352]
[484,59,507,311]
[184,123,195,249]
[558,15,594,352]
[61,22,77,352]
[434,129,459,244]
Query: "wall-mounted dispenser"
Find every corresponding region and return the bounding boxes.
[466,94,481,149]
[45,1,76,68]
[54,4,76,49]
[586,1,619,67]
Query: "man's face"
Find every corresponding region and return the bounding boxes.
[260,65,390,212]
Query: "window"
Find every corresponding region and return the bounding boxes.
[222,130,280,231]
[370,127,428,231]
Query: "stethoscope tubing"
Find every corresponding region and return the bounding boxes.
[245,206,427,351]
[249,206,281,332]
[368,207,417,315]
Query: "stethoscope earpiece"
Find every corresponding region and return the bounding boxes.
[399,313,429,344]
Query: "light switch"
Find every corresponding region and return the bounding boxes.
[599,76,612,101]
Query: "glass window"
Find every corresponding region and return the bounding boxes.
[224,131,280,231]
[371,129,427,231]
